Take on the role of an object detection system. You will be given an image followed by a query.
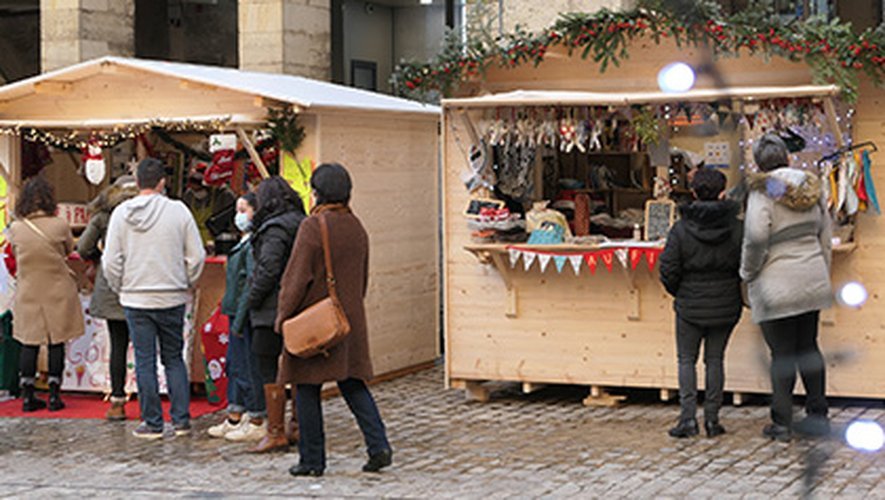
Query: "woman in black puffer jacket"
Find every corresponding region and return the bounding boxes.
[248,177,306,453]
[659,168,743,439]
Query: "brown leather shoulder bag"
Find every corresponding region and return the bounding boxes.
[282,213,351,358]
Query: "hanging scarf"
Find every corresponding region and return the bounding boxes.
[862,149,880,215]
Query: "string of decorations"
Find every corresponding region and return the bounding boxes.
[0,117,233,150]
[392,3,885,102]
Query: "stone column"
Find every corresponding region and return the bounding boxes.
[239,0,331,80]
[41,0,135,72]
[475,0,635,34]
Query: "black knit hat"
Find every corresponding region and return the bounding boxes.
[311,163,352,205]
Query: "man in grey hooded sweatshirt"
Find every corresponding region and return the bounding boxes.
[104,158,206,439]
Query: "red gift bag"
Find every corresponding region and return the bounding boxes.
[199,305,229,406]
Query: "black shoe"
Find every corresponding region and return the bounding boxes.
[668,419,699,438]
[705,421,726,438]
[21,384,47,412]
[362,449,393,473]
[794,415,830,437]
[288,465,323,478]
[48,382,65,412]
[763,423,792,442]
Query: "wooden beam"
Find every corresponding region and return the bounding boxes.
[235,127,270,179]
[522,382,546,394]
[179,80,218,92]
[823,97,846,149]
[33,81,73,95]
[253,96,290,109]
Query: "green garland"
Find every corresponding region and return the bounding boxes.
[392,4,885,103]
[267,106,305,155]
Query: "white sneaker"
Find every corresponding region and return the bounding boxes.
[224,420,267,442]
[208,414,249,438]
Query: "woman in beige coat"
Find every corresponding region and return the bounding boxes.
[8,176,84,412]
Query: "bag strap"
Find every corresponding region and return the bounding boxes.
[317,213,340,303]
[22,218,66,260]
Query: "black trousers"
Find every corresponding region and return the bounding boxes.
[675,316,734,422]
[20,343,65,385]
[106,319,130,399]
[760,310,827,427]
[296,378,390,471]
[252,326,281,384]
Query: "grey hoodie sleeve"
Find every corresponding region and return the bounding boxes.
[740,191,771,283]
[182,208,207,286]
[102,209,125,293]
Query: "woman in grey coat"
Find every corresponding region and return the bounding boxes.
[741,134,832,442]
[77,176,139,420]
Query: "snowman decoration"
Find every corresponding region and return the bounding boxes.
[82,139,106,185]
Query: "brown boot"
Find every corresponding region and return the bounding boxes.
[105,397,127,421]
[286,392,299,444]
[251,384,288,453]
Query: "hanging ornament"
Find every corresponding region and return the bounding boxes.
[553,255,567,273]
[538,253,552,273]
[82,139,106,186]
[584,253,598,274]
[568,254,583,275]
[509,248,522,268]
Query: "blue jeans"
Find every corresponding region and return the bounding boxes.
[125,305,190,431]
[225,321,266,418]
[296,378,390,470]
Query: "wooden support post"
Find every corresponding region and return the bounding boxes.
[449,379,490,402]
[732,392,746,407]
[236,127,271,179]
[490,252,519,318]
[522,382,546,394]
[823,97,847,148]
[660,388,675,402]
[583,386,626,407]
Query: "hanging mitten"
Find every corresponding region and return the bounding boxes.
[82,140,106,186]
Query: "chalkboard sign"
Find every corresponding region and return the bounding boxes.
[644,199,676,241]
[464,198,505,219]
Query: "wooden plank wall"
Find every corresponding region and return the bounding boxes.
[317,111,441,376]
[444,44,885,398]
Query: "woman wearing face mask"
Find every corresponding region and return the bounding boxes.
[208,192,268,442]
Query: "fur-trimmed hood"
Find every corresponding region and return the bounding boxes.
[747,168,822,211]
[88,176,138,214]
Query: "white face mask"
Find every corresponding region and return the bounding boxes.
[234,212,252,233]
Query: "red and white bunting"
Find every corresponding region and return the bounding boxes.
[538,254,552,273]
[509,248,521,268]
[568,255,584,275]
[501,245,664,276]
[523,252,537,271]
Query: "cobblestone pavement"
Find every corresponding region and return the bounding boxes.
[1,364,883,499]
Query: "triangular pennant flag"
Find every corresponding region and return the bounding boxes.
[509,248,521,268]
[629,248,643,270]
[600,250,614,272]
[538,254,552,273]
[568,255,583,276]
[523,252,537,271]
[584,253,598,274]
[645,248,661,272]
[554,255,567,273]
[615,248,629,269]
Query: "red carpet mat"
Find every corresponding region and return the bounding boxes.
[0,393,223,420]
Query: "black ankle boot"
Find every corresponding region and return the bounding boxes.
[288,464,323,477]
[48,382,65,412]
[21,384,47,412]
[668,418,699,438]
[362,449,393,473]
[705,420,726,437]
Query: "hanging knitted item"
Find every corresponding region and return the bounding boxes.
[82,139,106,186]
[204,149,235,186]
[574,193,591,236]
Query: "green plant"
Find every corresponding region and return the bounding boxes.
[267,106,305,155]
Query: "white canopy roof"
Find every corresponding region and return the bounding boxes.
[442,85,840,108]
[0,57,439,127]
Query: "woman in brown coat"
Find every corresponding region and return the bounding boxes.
[8,176,84,411]
[276,163,391,477]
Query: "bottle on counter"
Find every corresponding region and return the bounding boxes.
[633,223,642,241]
